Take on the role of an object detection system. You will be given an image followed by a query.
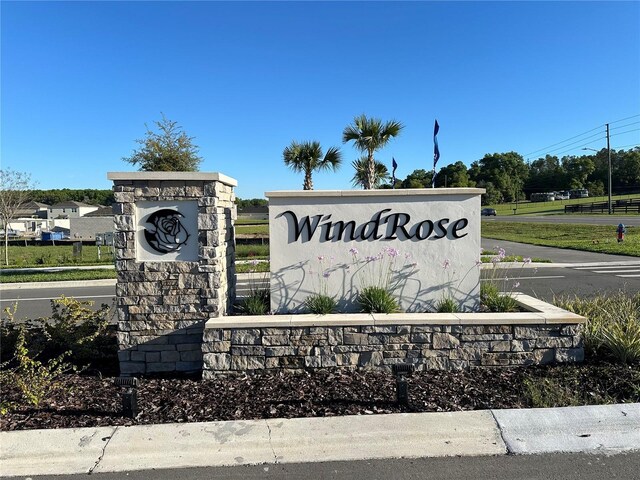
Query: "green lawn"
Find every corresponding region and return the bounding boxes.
[235,218,269,226]
[482,221,640,257]
[236,224,269,235]
[1,269,117,283]
[0,245,114,269]
[487,193,638,216]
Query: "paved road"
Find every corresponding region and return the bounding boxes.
[2,261,639,320]
[21,451,640,480]
[2,238,639,320]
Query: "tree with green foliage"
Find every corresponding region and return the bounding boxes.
[401,169,432,189]
[525,155,565,195]
[350,157,389,189]
[434,161,472,187]
[122,114,202,171]
[342,114,403,189]
[562,155,595,189]
[282,140,342,190]
[0,169,36,265]
[29,189,114,206]
[469,152,528,202]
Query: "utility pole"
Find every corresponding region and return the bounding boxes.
[606,123,612,214]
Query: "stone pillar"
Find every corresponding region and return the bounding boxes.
[107,172,237,375]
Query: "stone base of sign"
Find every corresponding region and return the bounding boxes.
[108,172,237,375]
[201,293,585,377]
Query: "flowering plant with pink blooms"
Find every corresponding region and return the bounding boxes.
[481,246,533,312]
[348,246,419,313]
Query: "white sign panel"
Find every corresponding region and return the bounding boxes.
[136,201,198,262]
[267,190,483,313]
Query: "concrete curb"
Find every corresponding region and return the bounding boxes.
[1,405,638,477]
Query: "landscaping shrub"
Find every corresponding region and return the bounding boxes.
[237,289,270,315]
[481,283,519,312]
[357,286,400,314]
[435,297,460,313]
[0,327,74,413]
[1,296,117,375]
[554,291,640,364]
[304,293,338,315]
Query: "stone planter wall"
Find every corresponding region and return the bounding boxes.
[108,172,236,375]
[201,294,585,378]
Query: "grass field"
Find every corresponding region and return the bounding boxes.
[486,193,638,216]
[0,245,114,268]
[482,221,639,257]
[1,269,117,283]
[236,224,269,235]
[235,218,269,226]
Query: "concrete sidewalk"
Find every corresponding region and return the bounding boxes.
[1,404,638,477]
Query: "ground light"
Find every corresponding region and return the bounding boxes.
[392,363,415,406]
[115,377,139,418]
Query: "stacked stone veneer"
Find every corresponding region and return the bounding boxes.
[201,319,584,377]
[108,172,236,375]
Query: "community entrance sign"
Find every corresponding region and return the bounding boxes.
[267,188,484,313]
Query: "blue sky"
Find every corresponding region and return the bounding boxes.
[2,1,639,200]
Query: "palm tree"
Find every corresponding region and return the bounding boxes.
[342,114,403,189]
[351,157,390,189]
[283,141,342,190]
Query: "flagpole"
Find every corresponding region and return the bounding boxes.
[432,119,440,188]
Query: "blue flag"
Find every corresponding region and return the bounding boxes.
[432,120,440,187]
[391,157,398,188]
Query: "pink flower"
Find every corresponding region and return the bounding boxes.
[349,247,359,255]
[443,259,451,269]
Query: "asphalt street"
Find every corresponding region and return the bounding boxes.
[2,240,640,320]
[18,452,640,480]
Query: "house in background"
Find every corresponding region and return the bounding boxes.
[7,201,50,236]
[69,206,114,240]
[48,201,100,220]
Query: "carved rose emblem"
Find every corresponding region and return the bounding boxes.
[143,209,190,254]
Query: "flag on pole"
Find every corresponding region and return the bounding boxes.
[392,157,398,188]
[432,119,440,187]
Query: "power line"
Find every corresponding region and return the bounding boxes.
[609,120,640,131]
[532,131,606,158]
[610,128,640,138]
[524,125,602,157]
[608,114,640,125]
[612,143,640,149]
[524,113,640,159]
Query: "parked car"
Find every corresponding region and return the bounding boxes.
[481,208,497,216]
[554,191,570,200]
[570,189,589,199]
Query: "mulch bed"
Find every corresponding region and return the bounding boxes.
[1,360,639,431]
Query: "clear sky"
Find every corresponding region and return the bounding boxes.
[2,1,639,200]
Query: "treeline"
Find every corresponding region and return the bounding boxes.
[385,148,640,205]
[27,189,269,209]
[29,189,115,206]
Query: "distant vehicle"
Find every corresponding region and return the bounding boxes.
[554,191,570,200]
[0,228,19,238]
[530,192,556,202]
[481,208,497,216]
[570,189,589,199]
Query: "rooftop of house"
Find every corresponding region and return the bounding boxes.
[50,201,99,209]
[85,206,114,217]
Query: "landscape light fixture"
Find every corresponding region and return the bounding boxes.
[392,362,415,406]
[115,376,139,418]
